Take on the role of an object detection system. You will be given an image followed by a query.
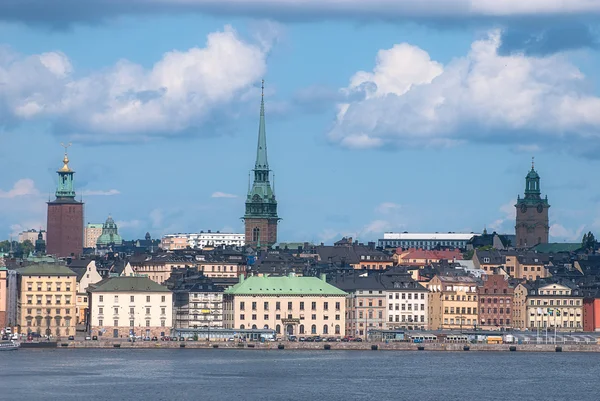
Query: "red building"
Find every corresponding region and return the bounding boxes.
[583,295,600,332]
[46,149,84,258]
[478,274,515,330]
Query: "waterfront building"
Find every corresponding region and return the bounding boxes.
[381,269,429,331]
[96,215,123,248]
[242,82,280,249]
[512,283,530,330]
[526,281,583,331]
[378,232,477,250]
[477,274,515,330]
[196,255,246,278]
[0,264,6,326]
[16,263,77,337]
[172,277,223,329]
[67,259,103,325]
[427,274,479,330]
[474,250,550,280]
[46,147,84,258]
[395,248,462,267]
[223,274,347,337]
[84,223,103,249]
[160,231,245,250]
[88,276,172,338]
[583,291,600,332]
[515,159,550,248]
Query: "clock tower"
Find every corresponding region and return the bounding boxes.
[515,158,550,248]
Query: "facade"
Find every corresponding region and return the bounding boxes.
[474,250,550,280]
[427,275,479,330]
[378,232,477,250]
[382,271,428,331]
[88,276,172,338]
[129,254,194,284]
[96,215,123,248]
[515,160,550,248]
[161,232,245,250]
[477,274,514,330]
[583,295,600,332]
[18,229,46,244]
[512,283,529,330]
[223,274,347,337]
[0,265,6,326]
[173,278,224,329]
[243,83,279,248]
[46,149,84,257]
[396,248,462,266]
[16,264,77,337]
[85,223,104,249]
[526,282,583,331]
[73,260,103,325]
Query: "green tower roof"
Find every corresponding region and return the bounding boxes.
[224,275,347,296]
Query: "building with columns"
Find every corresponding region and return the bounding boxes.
[515,159,550,248]
[46,148,84,258]
[242,82,280,249]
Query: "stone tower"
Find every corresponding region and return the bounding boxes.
[46,146,84,257]
[515,159,550,248]
[243,81,280,248]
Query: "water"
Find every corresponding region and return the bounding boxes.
[1,349,598,400]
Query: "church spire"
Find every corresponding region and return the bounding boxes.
[255,79,269,171]
[55,143,76,200]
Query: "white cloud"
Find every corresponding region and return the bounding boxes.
[327,30,600,154]
[211,192,238,198]
[550,223,585,242]
[115,220,142,230]
[81,189,120,196]
[0,179,40,198]
[0,26,272,141]
[375,202,401,214]
[361,219,392,235]
[488,199,516,233]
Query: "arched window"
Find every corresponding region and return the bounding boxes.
[311,324,316,334]
[299,324,305,334]
[240,324,245,329]
[252,324,257,329]
[335,325,340,335]
[276,324,281,334]
[252,227,260,242]
[323,325,328,334]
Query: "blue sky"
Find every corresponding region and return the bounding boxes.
[1,1,600,244]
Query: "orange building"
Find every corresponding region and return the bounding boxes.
[583,295,600,332]
[396,248,462,267]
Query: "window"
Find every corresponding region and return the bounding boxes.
[324,302,329,310]
[311,324,317,334]
[114,295,119,303]
[99,307,104,314]
[323,325,328,334]
[129,307,134,314]
[130,320,134,327]
[240,302,245,310]
[146,296,151,302]
[252,302,257,311]
[335,315,340,320]
[311,302,316,311]
[252,314,257,320]
[146,307,151,315]
[288,302,293,310]
[114,319,119,326]
[161,296,166,303]
[161,320,165,327]
[99,319,103,326]
[99,295,104,302]
[161,307,166,315]
[299,325,305,334]
[311,314,316,320]
[264,314,269,320]
[146,320,150,327]
[264,302,269,311]
[276,302,281,310]
[240,314,245,320]
[335,302,340,311]
[130,296,135,302]
[114,307,119,314]
[300,302,305,310]
[335,325,340,334]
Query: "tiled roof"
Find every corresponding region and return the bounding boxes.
[90,276,170,292]
[224,275,346,296]
[16,263,76,277]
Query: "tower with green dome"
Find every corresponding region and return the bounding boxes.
[242,81,280,248]
[515,158,550,248]
[96,215,123,248]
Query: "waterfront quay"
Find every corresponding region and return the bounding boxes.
[48,339,600,352]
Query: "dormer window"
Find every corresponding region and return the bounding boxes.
[483,257,490,263]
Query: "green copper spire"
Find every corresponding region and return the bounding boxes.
[55,143,76,199]
[516,157,549,206]
[255,79,269,171]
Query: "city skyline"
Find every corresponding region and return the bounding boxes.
[1,7,600,244]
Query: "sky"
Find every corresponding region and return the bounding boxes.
[1,1,600,244]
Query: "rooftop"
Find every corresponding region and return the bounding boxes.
[224,275,347,296]
[382,232,478,241]
[90,276,170,293]
[16,263,76,277]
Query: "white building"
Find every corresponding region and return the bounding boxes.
[88,276,172,338]
[378,232,478,250]
[161,231,245,250]
[18,229,46,244]
[84,224,103,249]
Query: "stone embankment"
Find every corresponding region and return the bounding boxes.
[53,340,600,352]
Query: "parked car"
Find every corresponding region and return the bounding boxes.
[352,338,363,342]
[313,336,323,342]
[68,336,75,341]
[85,336,91,341]
[143,337,151,341]
[326,337,337,342]
[151,336,158,341]
[288,336,297,342]
[298,337,306,342]
[92,336,98,341]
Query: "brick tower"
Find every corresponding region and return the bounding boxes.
[242,81,280,248]
[46,145,84,257]
[515,158,550,248]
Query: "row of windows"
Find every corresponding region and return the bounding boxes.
[442,318,474,325]
[98,307,167,315]
[26,295,71,305]
[388,315,425,323]
[481,307,511,315]
[26,282,72,292]
[444,295,477,301]
[235,324,342,335]
[239,301,341,311]
[529,299,580,306]
[480,298,511,304]
[389,304,425,311]
[240,314,341,321]
[25,308,72,315]
[98,295,167,303]
[482,318,510,325]
[97,319,166,327]
[388,293,426,300]
[444,307,476,315]
[530,321,582,328]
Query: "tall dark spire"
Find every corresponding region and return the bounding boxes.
[255,79,269,171]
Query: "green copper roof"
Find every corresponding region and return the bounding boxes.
[90,276,170,292]
[517,159,550,206]
[55,151,77,200]
[255,82,269,171]
[532,243,582,253]
[17,263,76,277]
[224,275,347,296]
[96,215,123,246]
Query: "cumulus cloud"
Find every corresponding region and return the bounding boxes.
[488,199,516,233]
[0,179,40,198]
[550,223,585,242]
[0,26,271,142]
[375,202,401,214]
[327,30,600,157]
[2,0,600,26]
[211,192,238,198]
[81,189,120,196]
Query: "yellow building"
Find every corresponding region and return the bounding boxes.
[17,264,77,337]
[526,282,583,331]
[427,275,478,330]
[512,283,529,330]
[223,274,347,337]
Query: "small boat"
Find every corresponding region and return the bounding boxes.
[0,340,20,351]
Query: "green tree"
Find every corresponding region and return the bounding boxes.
[582,231,597,253]
[21,240,35,255]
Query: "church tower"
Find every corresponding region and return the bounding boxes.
[242,81,280,248]
[515,158,550,248]
[46,145,84,257]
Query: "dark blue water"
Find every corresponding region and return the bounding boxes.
[0,349,598,400]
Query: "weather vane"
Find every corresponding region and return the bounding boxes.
[531,156,535,170]
[261,79,264,97]
[61,142,72,154]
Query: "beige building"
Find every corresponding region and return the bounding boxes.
[427,275,478,330]
[17,264,77,337]
[526,282,583,331]
[223,274,347,337]
[130,254,192,284]
[18,229,46,244]
[68,260,104,325]
[88,276,172,338]
[0,266,6,326]
[84,224,104,249]
[513,283,529,330]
